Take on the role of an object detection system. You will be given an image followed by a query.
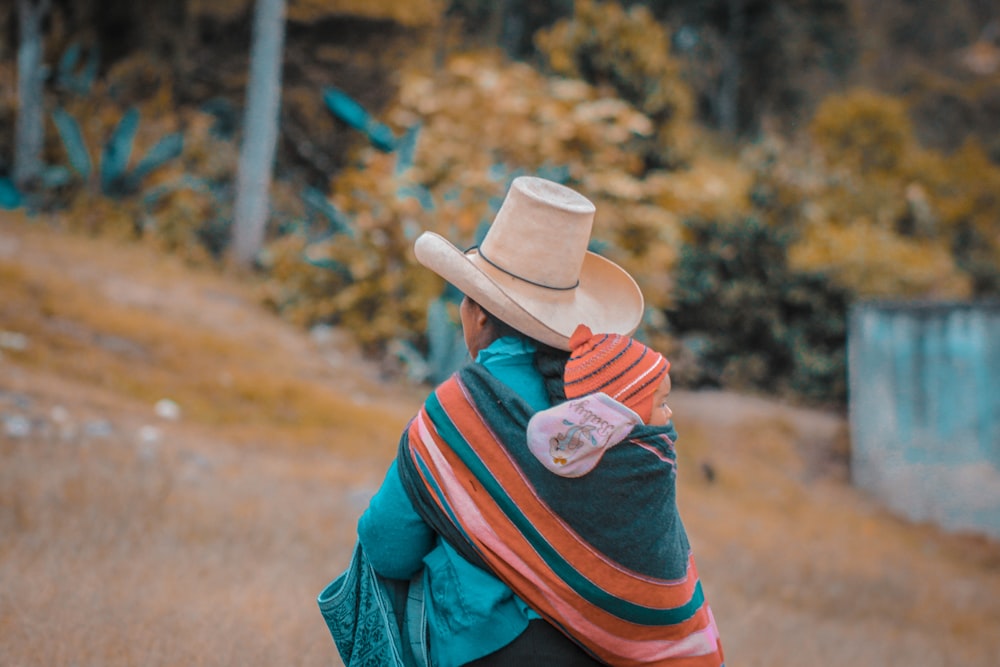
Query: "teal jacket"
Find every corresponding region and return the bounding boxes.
[358,338,549,667]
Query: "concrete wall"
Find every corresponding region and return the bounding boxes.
[848,301,1000,538]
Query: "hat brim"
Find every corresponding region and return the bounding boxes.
[414,232,644,351]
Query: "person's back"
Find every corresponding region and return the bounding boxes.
[337,176,724,666]
[359,333,596,666]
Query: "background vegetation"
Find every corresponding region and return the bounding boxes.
[2,0,999,405]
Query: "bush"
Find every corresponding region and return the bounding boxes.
[746,89,998,304]
[810,89,912,176]
[667,217,849,405]
[535,0,695,168]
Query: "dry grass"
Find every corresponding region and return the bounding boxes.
[0,214,418,453]
[2,217,999,666]
[671,392,1000,666]
[1,215,422,666]
[0,387,384,667]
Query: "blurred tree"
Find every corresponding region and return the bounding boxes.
[454,0,853,134]
[232,0,287,265]
[851,0,1000,158]
[668,217,850,404]
[447,0,573,56]
[535,0,696,168]
[14,0,52,190]
[631,0,854,134]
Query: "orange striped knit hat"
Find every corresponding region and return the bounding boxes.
[564,324,670,423]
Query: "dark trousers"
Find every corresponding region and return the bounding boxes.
[464,620,607,666]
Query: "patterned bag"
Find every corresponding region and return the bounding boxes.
[317,542,428,667]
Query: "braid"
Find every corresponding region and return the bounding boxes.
[534,343,570,405]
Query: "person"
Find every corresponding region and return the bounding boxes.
[352,176,724,666]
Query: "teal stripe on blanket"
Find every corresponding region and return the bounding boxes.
[423,389,705,627]
[411,450,480,552]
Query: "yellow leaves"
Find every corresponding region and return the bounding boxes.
[646,155,753,222]
[810,89,913,175]
[572,98,654,143]
[584,171,644,201]
[914,141,1000,237]
[789,221,972,299]
[59,194,134,239]
[289,0,443,26]
[761,87,1000,296]
[190,0,445,26]
[182,110,240,181]
[535,0,694,166]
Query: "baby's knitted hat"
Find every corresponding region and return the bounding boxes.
[564,324,670,423]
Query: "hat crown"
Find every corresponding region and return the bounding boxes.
[479,177,596,291]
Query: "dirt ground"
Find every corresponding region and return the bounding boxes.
[1,215,999,666]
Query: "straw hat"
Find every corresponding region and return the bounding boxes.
[413,176,644,351]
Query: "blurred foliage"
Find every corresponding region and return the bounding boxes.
[668,217,850,405]
[261,51,717,362]
[445,0,574,57]
[748,89,1000,299]
[810,90,912,176]
[535,0,695,168]
[189,0,444,26]
[853,0,1000,156]
[657,0,855,133]
[788,222,972,299]
[51,105,184,197]
[10,50,242,264]
[3,0,999,405]
[287,0,443,26]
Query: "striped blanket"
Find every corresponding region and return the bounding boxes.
[397,364,724,666]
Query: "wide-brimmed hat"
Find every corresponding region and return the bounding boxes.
[413,176,644,351]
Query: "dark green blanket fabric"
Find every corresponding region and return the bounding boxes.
[397,363,690,581]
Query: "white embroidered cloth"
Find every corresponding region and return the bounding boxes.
[526,392,641,477]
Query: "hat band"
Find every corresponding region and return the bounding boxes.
[472,245,580,291]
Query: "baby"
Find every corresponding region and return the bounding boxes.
[564,323,672,425]
[528,324,674,477]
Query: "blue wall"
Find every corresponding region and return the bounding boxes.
[849,301,1000,538]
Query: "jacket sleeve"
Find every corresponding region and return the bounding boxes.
[357,459,437,580]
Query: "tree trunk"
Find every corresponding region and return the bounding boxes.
[499,0,524,59]
[718,0,745,138]
[14,0,52,190]
[231,0,287,266]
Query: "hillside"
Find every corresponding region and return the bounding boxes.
[1,216,999,666]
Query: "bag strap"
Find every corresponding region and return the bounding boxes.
[404,573,429,667]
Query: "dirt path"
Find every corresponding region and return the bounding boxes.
[2,215,998,666]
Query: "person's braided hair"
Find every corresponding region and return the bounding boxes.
[533,343,569,405]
